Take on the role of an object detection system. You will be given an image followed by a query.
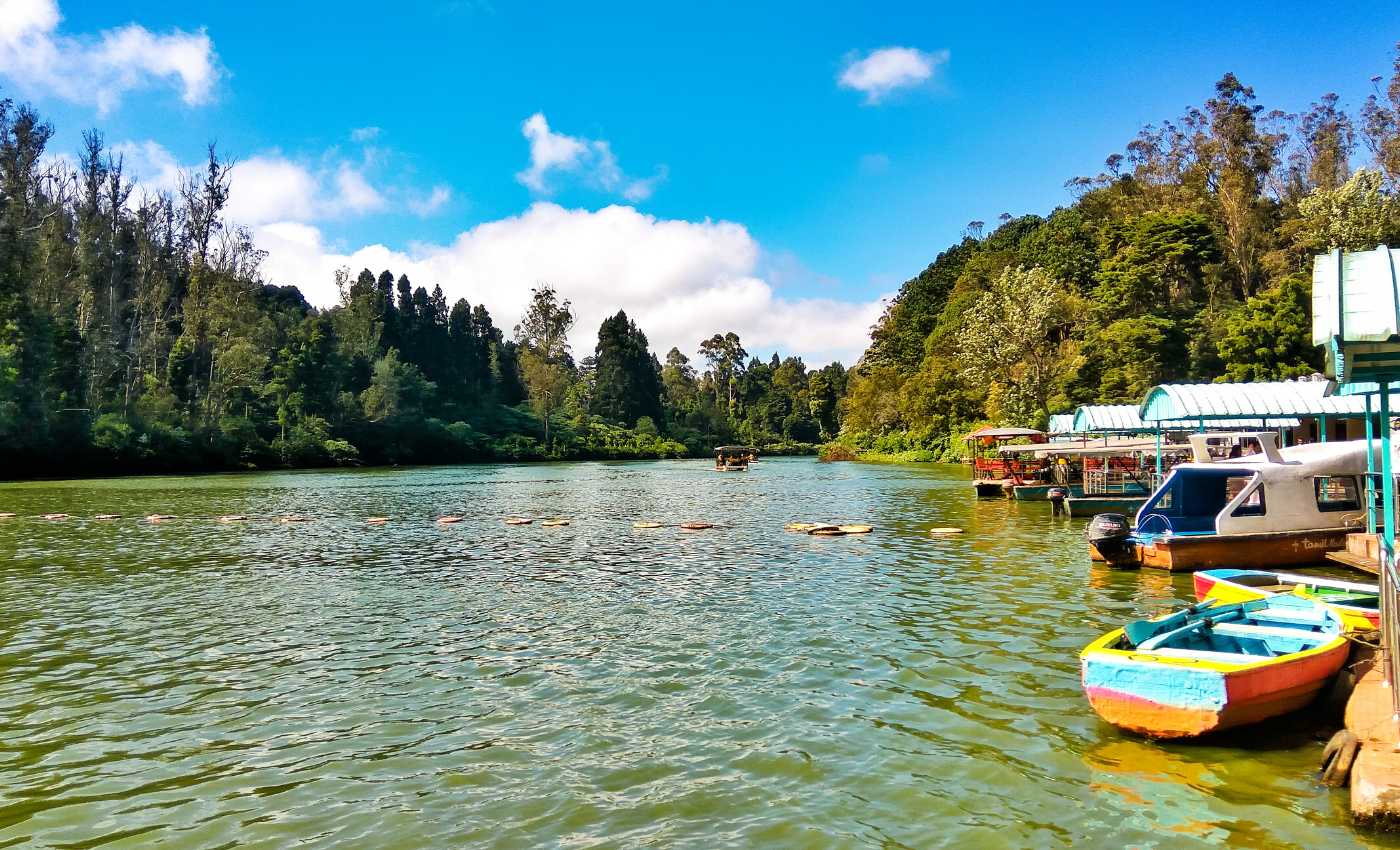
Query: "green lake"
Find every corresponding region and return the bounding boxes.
[0,458,1385,848]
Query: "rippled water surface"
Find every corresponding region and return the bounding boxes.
[0,459,1384,848]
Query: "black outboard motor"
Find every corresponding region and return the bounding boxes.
[1047,487,1069,516]
[1086,513,1138,568]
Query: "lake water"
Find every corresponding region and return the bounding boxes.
[0,458,1384,848]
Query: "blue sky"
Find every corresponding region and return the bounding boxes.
[4,1,1399,362]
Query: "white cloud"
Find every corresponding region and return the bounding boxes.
[408,184,453,217]
[111,139,184,194]
[838,46,947,104]
[255,202,883,365]
[225,155,320,224]
[331,164,385,215]
[0,0,219,114]
[516,112,664,201]
[350,126,381,143]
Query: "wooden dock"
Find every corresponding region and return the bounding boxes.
[1345,648,1400,823]
[1326,532,1380,576]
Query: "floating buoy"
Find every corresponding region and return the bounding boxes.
[929,527,964,535]
[279,514,310,523]
[679,521,714,530]
[784,522,822,532]
[146,514,176,523]
[838,524,873,534]
[808,526,846,536]
[42,513,72,521]
[0,512,15,518]
[93,514,121,521]
[217,515,249,523]
[632,521,662,529]
[505,518,533,525]
[365,517,389,525]
[437,516,465,524]
[541,519,570,527]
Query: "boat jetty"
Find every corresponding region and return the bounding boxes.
[976,245,1400,825]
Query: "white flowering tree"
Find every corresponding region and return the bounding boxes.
[957,266,1081,425]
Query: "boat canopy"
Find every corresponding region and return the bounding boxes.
[1135,437,1380,537]
[715,445,757,453]
[964,426,1044,441]
[1138,379,1356,424]
[1029,438,1170,458]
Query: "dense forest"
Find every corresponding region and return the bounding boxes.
[831,46,1400,462]
[0,98,847,477]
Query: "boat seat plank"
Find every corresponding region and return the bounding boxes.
[1244,610,1328,626]
[1147,647,1265,664]
[1210,622,1327,641]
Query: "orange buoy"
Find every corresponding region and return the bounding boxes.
[679,521,714,530]
[93,514,121,521]
[437,516,465,524]
[365,517,389,525]
[929,527,964,535]
[146,514,176,523]
[218,515,249,523]
[541,519,570,527]
[505,518,533,525]
[632,521,663,529]
[42,513,72,521]
[0,512,16,518]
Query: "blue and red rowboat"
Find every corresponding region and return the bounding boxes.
[1193,568,1379,631]
[1080,595,1349,739]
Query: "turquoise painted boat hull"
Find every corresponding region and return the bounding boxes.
[1068,495,1148,517]
[1012,483,1085,501]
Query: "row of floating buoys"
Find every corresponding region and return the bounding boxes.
[0,511,957,538]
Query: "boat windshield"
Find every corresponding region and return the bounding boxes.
[1137,468,1260,534]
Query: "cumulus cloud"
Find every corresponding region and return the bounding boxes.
[0,0,219,114]
[113,140,445,225]
[838,46,947,104]
[516,112,665,201]
[254,202,883,365]
[350,126,381,143]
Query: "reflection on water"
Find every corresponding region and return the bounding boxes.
[0,459,1385,848]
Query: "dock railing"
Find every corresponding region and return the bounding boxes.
[1382,544,1400,722]
[1083,468,1158,497]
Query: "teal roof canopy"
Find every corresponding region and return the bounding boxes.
[1046,413,1075,435]
[1139,380,1363,422]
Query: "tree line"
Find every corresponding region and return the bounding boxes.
[0,98,847,478]
[833,45,1400,461]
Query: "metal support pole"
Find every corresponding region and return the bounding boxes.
[1155,428,1162,477]
[1369,394,1378,535]
[1380,386,1398,717]
[1320,414,1328,443]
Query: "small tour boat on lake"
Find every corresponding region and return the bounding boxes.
[965,426,1047,497]
[1086,432,1375,571]
[1193,568,1379,631]
[1081,595,1349,739]
[715,445,756,471]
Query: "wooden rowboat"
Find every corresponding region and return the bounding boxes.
[1193,568,1378,631]
[1080,596,1348,739]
